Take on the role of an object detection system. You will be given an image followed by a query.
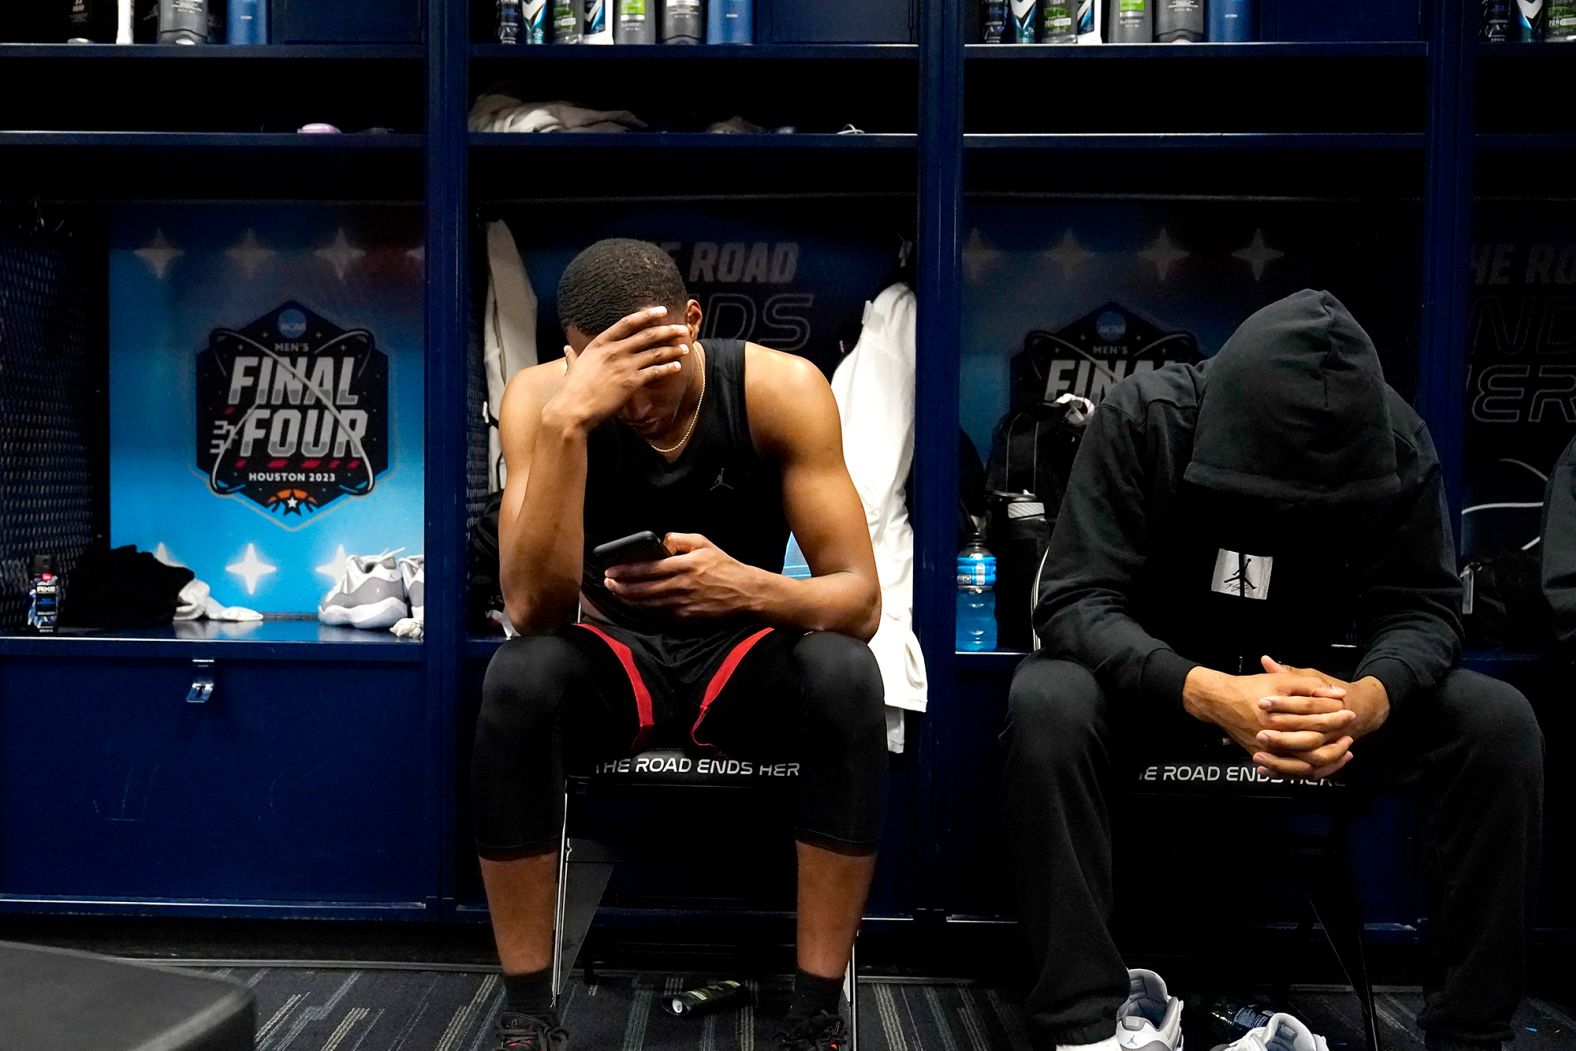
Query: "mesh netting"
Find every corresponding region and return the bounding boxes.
[0,227,99,629]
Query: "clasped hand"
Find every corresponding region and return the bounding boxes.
[1186,656,1390,781]
[602,532,758,620]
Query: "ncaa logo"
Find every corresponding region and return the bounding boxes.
[1096,310,1127,342]
[277,308,308,340]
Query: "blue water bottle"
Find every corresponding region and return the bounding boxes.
[956,538,997,652]
[707,0,753,43]
[782,534,813,580]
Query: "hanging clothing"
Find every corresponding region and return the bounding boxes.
[483,221,539,491]
[831,282,928,753]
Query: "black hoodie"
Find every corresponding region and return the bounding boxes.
[1034,289,1462,712]
[1540,433,1576,650]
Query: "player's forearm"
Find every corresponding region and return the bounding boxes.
[745,567,881,641]
[502,414,590,634]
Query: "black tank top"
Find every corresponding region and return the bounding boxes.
[580,339,790,637]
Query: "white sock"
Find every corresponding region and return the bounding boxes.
[1055,1038,1120,1051]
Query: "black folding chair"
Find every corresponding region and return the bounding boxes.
[551,746,860,1048]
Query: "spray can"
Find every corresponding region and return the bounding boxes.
[1107,0,1151,41]
[552,0,582,42]
[1156,0,1202,40]
[498,0,523,40]
[662,0,703,43]
[1076,0,1101,41]
[27,556,60,634]
[707,0,752,43]
[1513,0,1545,39]
[227,0,266,42]
[522,0,546,42]
[1208,0,1254,40]
[616,0,656,42]
[1041,0,1076,41]
[67,0,115,41]
[661,981,749,1018]
[1481,0,1509,39]
[981,0,1007,41]
[1548,0,1576,38]
[157,0,207,41]
[1008,0,1038,41]
[583,0,613,42]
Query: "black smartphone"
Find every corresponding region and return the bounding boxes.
[592,530,672,567]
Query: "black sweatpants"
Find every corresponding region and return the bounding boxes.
[1002,656,1545,1050]
[473,625,888,856]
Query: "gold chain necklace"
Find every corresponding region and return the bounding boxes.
[648,345,706,456]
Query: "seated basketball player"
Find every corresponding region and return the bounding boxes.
[473,238,887,1051]
[1004,290,1545,1051]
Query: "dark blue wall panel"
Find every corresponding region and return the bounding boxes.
[0,658,433,908]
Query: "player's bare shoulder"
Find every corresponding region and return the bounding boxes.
[741,342,838,457]
[499,359,570,432]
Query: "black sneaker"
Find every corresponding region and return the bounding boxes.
[775,1009,849,1051]
[493,1011,570,1051]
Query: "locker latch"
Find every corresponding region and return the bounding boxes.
[186,659,216,704]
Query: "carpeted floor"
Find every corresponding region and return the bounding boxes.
[194,966,1575,1051]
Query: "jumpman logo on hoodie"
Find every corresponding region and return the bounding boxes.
[1211,548,1273,600]
[711,468,734,493]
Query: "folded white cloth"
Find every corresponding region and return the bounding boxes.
[390,617,424,640]
[174,579,263,622]
[469,94,646,134]
[708,115,768,134]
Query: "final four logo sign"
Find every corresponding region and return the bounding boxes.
[197,302,389,520]
[1011,303,1200,407]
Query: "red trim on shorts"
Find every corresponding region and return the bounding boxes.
[691,627,776,751]
[573,623,656,752]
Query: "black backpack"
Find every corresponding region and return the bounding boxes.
[983,395,1093,651]
[1462,547,1554,650]
[468,491,507,633]
[985,395,1089,518]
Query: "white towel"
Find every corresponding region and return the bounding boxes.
[831,283,928,753]
[483,222,540,490]
[468,95,646,134]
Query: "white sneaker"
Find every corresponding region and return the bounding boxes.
[1117,970,1184,1051]
[319,549,407,629]
[1211,1014,1329,1051]
[398,554,424,621]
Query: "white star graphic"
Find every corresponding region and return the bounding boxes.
[406,246,425,264]
[226,228,275,280]
[1045,230,1094,279]
[315,228,365,281]
[134,228,183,280]
[286,496,300,510]
[1233,228,1285,282]
[962,228,1006,285]
[315,545,349,582]
[225,543,277,596]
[152,542,184,567]
[1138,228,1190,282]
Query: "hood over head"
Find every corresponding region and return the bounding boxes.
[1185,289,1400,507]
